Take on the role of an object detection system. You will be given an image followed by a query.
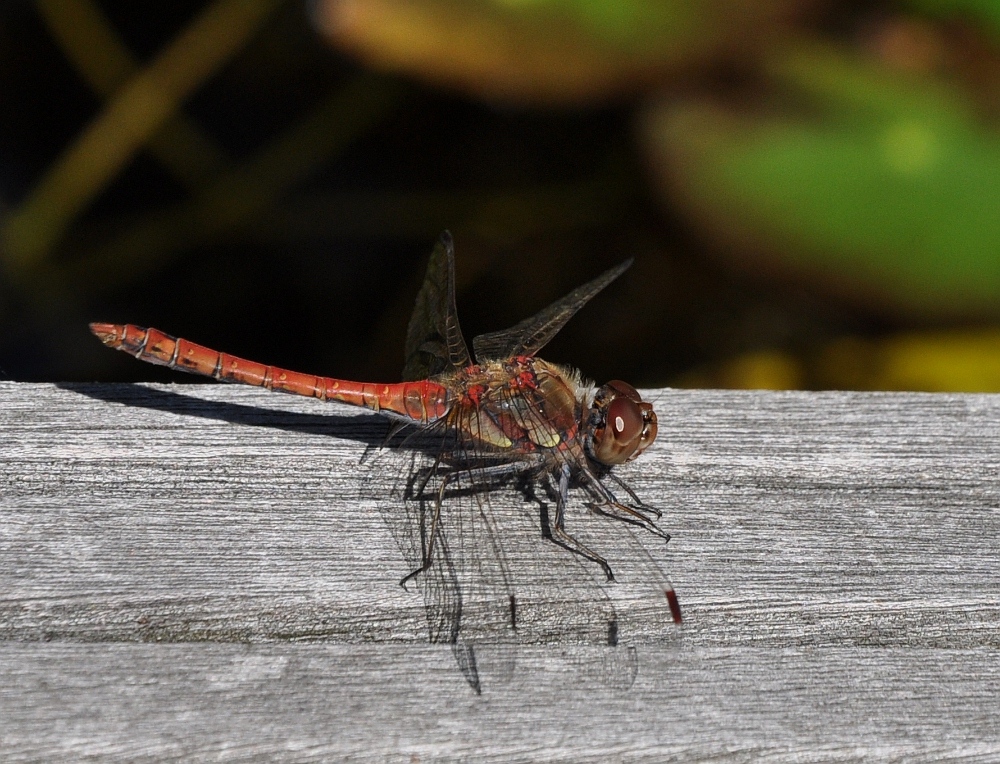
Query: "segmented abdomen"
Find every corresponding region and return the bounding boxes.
[89,323,450,423]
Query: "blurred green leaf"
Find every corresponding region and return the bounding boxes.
[642,44,1000,316]
[905,0,1000,36]
[772,43,974,129]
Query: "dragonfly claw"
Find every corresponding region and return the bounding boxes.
[399,567,423,590]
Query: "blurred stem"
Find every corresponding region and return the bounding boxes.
[47,74,406,297]
[36,0,231,188]
[3,0,282,275]
[55,141,632,300]
[248,177,635,243]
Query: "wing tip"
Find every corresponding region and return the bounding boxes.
[665,588,683,625]
[611,257,634,278]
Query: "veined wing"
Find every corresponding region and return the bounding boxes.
[402,231,472,381]
[364,425,519,695]
[471,259,632,363]
[365,400,667,692]
[446,385,664,689]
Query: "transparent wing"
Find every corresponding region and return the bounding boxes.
[402,231,472,381]
[362,423,518,694]
[440,392,654,689]
[471,259,632,363]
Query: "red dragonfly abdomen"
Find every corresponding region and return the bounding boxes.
[89,323,450,423]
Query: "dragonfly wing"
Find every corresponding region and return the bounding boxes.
[363,413,659,692]
[364,428,516,694]
[471,259,633,363]
[402,231,472,381]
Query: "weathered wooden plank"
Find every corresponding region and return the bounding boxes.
[2,381,1000,758]
[2,643,999,762]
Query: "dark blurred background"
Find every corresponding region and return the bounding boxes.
[3,0,1000,391]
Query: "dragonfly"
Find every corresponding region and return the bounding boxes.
[90,232,681,690]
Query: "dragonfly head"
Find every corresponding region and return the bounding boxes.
[585,380,658,466]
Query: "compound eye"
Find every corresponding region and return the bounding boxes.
[592,395,644,465]
[608,396,643,446]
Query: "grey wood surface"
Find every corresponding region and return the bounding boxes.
[2,381,999,761]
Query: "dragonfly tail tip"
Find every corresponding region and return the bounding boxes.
[89,322,119,346]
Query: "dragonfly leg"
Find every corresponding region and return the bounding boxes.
[590,500,671,542]
[400,471,449,589]
[410,450,444,502]
[546,464,615,581]
[400,458,539,588]
[605,472,662,520]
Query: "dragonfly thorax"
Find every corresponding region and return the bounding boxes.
[447,357,585,456]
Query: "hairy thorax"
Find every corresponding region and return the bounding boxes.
[441,357,588,458]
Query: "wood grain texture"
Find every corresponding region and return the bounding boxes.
[2,381,999,760]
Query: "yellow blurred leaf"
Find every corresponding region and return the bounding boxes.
[679,350,804,390]
[819,331,1000,392]
[682,330,1000,392]
[314,0,800,105]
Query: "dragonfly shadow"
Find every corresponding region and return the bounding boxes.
[56,382,443,454]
